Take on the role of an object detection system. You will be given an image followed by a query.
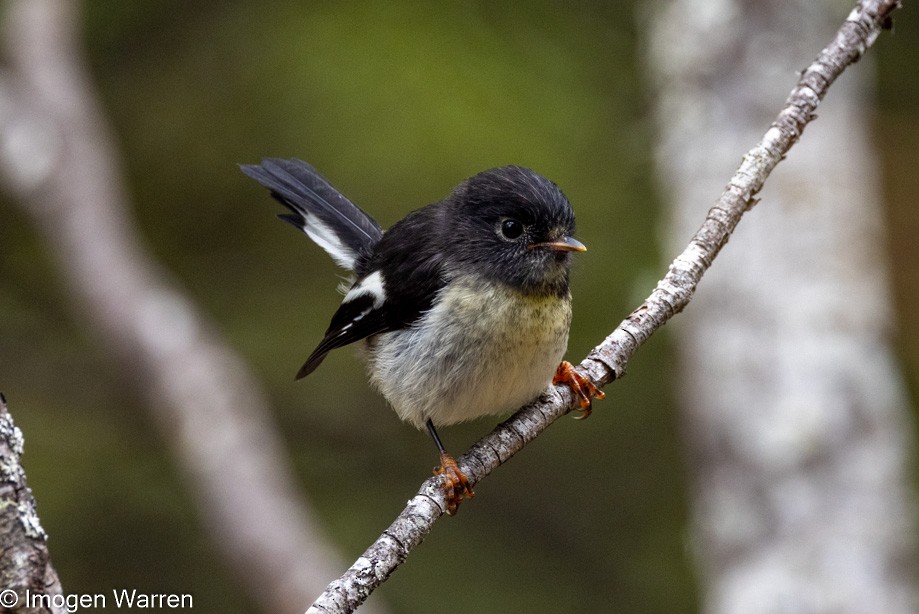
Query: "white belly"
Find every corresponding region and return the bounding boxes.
[366,277,571,429]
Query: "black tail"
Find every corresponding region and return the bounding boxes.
[241,158,383,270]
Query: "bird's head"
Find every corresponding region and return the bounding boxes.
[444,166,585,296]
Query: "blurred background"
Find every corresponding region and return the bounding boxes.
[0,1,916,612]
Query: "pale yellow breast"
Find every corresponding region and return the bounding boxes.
[367,276,572,428]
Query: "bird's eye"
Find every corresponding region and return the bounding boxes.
[499,219,524,240]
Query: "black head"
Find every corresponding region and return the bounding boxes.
[442,166,584,296]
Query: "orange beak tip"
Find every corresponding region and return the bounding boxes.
[529,236,587,252]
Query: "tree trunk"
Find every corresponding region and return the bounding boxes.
[645,1,918,611]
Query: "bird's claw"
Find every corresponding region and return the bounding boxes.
[553,360,604,419]
[434,452,474,515]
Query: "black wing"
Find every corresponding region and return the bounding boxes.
[296,203,449,379]
[296,291,389,379]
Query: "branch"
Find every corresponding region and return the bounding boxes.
[307,0,903,611]
[0,394,65,614]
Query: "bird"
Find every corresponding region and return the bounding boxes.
[241,158,603,514]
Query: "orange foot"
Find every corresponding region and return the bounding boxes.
[553,360,605,419]
[434,452,475,516]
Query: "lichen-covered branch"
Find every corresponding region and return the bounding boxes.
[306,1,903,611]
[0,394,65,614]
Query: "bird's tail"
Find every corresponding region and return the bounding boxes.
[241,158,383,270]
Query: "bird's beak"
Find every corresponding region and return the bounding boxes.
[528,236,587,252]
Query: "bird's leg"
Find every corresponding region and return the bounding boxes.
[553,361,605,419]
[426,418,474,515]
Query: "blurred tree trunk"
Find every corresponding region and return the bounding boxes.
[0,2,377,613]
[644,0,918,612]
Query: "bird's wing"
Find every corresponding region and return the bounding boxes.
[296,207,449,379]
[296,275,391,379]
[241,158,383,270]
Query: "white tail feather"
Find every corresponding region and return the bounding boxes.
[302,216,359,270]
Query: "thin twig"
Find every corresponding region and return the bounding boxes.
[307,0,902,611]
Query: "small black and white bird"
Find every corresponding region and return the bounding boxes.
[241,158,602,514]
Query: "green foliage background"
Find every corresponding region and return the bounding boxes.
[0,2,916,612]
